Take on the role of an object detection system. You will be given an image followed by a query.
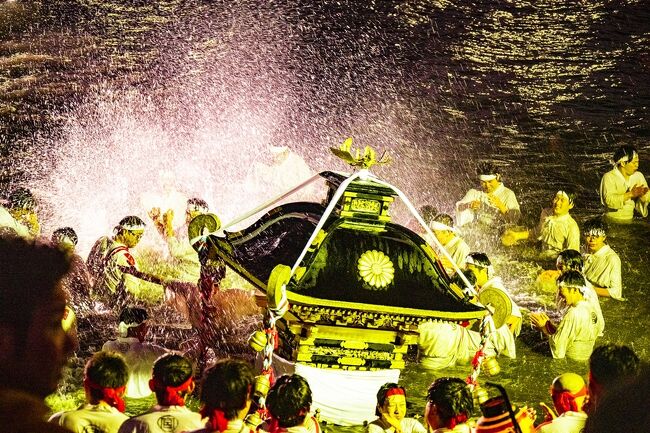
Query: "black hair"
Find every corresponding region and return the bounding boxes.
[476,162,500,178]
[556,249,584,272]
[7,187,37,210]
[85,351,129,401]
[200,358,255,420]
[0,236,70,335]
[152,353,194,387]
[52,227,78,246]
[375,383,406,416]
[466,252,491,268]
[613,145,638,166]
[584,366,650,433]
[557,270,586,288]
[583,218,607,235]
[589,344,640,388]
[266,374,313,428]
[187,197,209,210]
[119,306,149,325]
[426,377,474,424]
[117,215,146,231]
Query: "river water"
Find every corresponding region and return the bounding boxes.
[1,0,649,426]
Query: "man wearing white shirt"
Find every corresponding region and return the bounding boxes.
[423,213,470,275]
[600,145,650,221]
[502,191,580,260]
[530,271,602,361]
[118,354,202,433]
[582,219,623,300]
[456,163,520,228]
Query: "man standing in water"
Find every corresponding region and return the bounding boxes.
[582,219,623,300]
[456,163,520,228]
[501,190,580,260]
[87,215,166,310]
[530,271,602,361]
[0,235,75,432]
[600,145,650,221]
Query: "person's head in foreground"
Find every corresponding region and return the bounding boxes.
[477,162,502,193]
[199,358,255,431]
[584,366,650,433]
[550,372,588,415]
[465,252,492,287]
[556,249,584,273]
[149,353,195,407]
[0,235,73,398]
[266,374,313,429]
[585,343,640,414]
[424,377,473,432]
[84,351,129,412]
[612,145,639,176]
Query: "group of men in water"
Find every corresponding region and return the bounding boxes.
[0,143,647,432]
[416,145,646,370]
[0,232,644,433]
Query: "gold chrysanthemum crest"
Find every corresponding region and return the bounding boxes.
[357,250,394,289]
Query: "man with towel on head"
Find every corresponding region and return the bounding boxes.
[456,162,520,228]
[423,213,471,276]
[87,215,167,310]
[600,145,650,222]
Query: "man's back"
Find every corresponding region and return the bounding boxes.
[50,402,129,433]
[118,404,203,433]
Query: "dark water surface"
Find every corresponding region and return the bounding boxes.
[1,0,649,426]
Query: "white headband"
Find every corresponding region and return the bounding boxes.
[429,221,456,233]
[558,282,586,294]
[479,174,497,182]
[465,255,494,277]
[585,227,606,237]
[613,151,637,166]
[556,190,574,205]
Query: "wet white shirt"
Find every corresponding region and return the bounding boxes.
[456,184,520,227]
[418,321,515,370]
[118,404,203,433]
[102,337,168,399]
[600,167,650,220]
[584,244,623,300]
[550,300,600,361]
[535,209,580,258]
[535,410,587,433]
[187,418,252,433]
[50,402,129,433]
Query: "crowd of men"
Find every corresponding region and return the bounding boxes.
[0,144,648,432]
